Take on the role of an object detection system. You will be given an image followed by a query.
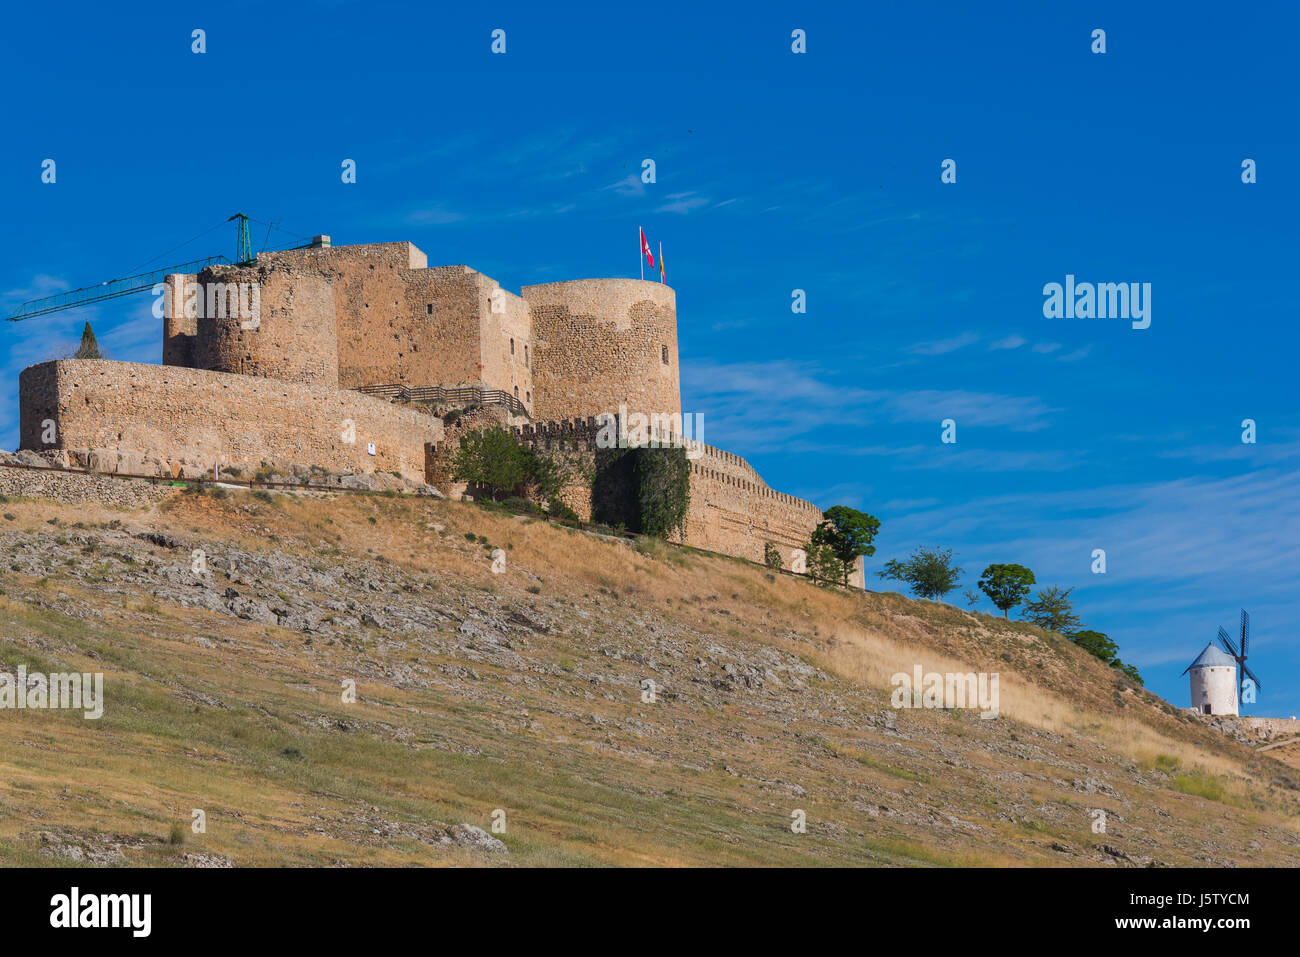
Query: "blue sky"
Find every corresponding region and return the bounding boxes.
[1,2,1297,715]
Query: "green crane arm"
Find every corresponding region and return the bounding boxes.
[5,256,231,321]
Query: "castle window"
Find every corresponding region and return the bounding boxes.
[661,345,669,365]
[426,304,433,315]
[513,386,519,399]
[510,338,515,355]
[526,391,530,403]
[525,345,529,365]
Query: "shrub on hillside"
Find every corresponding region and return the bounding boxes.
[877,546,963,600]
[804,541,843,585]
[1020,585,1081,634]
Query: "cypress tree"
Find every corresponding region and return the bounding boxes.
[74,322,100,359]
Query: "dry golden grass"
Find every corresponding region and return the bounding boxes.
[0,487,1294,867]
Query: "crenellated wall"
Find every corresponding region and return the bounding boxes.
[684,458,838,579]
[429,415,859,584]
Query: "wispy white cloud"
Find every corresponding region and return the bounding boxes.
[682,359,1059,455]
[406,205,465,226]
[989,334,1026,350]
[882,389,1056,432]
[656,191,710,215]
[602,173,645,197]
[2,274,70,307]
[907,331,979,355]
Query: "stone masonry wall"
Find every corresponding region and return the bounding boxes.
[169,248,672,427]
[427,416,862,585]
[241,243,422,390]
[19,360,441,482]
[190,262,340,387]
[523,279,680,422]
[218,246,535,412]
[255,244,504,397]
[1239,716,1300,741]
[161,273,196,367]
[684,460,834,579]
[476,274,535,413]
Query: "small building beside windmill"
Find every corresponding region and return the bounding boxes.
[1183,644,1238,716]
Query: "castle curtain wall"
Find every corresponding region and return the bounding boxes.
[20,359,439,481]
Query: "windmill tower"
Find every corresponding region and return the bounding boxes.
[1182,643,1238,716]
[1217,609,1260,707]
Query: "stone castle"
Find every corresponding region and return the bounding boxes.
[18,237,862,585]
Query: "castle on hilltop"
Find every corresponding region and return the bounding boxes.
[18,237,862,586]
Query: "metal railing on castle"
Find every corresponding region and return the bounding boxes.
[356,384,527,417]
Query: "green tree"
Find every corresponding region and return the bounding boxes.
[810,505,881,586]
[763,542,783,570]
[74,322,101,359]
[1072,629,1119,663]
[977,563,1037,618]
[452,427,531,500]
[877,546,963,600]
[454,429,582,516]
[805,541,843,585]
[1021,585,1081,634]
[523,448,581,518]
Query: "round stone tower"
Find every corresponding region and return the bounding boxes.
[522,278,679,422]
[191,263,339,388]
[1184,643,1238,716]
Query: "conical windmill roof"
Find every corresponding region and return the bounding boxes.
[1183,642,1237,673]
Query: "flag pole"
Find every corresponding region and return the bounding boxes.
[659,242,663,284]
[639,225,644,281]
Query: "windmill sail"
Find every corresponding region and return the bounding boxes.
[1215,609,1260,698]
[1217,626,1239,658]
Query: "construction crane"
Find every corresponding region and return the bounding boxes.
[6,213,302,322]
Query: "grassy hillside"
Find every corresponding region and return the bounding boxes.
[0,486,1296,866]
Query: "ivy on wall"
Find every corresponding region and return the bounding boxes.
[591,445,690,538]
[635,445,690,539]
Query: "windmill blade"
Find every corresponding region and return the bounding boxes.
[1243,663,1262,692]
[1218,626,1240,658]
[1240,609,1250,657]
